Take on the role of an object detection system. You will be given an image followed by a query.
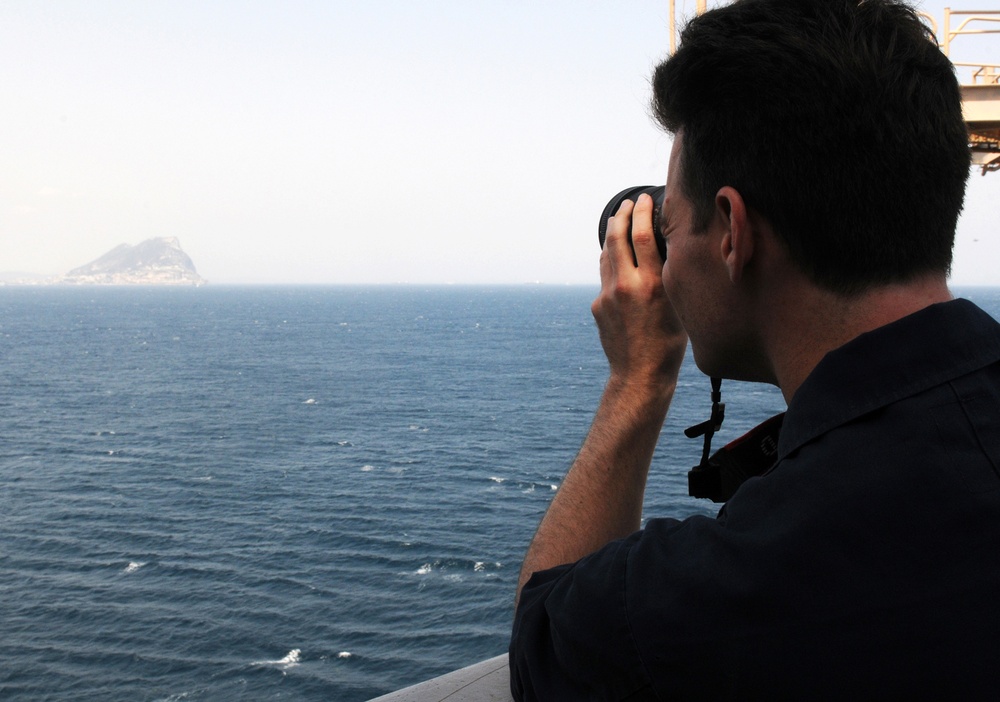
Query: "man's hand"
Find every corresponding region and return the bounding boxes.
[594,193,687,393]
[515,193,689,606]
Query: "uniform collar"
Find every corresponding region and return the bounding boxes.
[777,299,1000,460]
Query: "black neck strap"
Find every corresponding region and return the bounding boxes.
[684,376,726,468]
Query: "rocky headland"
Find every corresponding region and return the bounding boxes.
[62,237,205,286]
[2,237,205,286]
[2,237,206,286]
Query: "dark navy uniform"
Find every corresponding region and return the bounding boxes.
[511,299,1000,701]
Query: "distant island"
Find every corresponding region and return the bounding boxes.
[64,237,205,286]
[2,237,206,286]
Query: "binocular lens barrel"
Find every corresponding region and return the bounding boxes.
[598,185,666,261]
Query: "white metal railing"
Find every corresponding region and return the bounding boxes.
[942,9,1000,58]
[962,63,1000,86]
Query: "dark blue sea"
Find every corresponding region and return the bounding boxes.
[2,285,998,701]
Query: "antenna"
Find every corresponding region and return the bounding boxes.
[669,0,709,54]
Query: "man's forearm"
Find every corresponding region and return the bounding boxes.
[515,376,675,603]
[513,192,687,605]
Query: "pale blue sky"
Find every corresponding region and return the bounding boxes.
[1,1,997,284]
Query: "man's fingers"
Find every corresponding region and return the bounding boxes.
[604,199,636,267]
[602,195,662,273]
[630,193,663,268]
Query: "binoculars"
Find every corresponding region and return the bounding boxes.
[598,185,666,260]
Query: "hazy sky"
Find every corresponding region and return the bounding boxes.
[2,1,997,285]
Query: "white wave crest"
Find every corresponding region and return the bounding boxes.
[252,649,301,670]
[277,649,301,667]
[123,561,144,574]
[474,561,503,573]
[153,693,191,702]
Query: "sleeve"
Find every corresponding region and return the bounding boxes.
[508,532,659,702]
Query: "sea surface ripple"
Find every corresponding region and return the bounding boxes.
[1,285,993,700]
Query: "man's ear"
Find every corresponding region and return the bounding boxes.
[715,186,753,283]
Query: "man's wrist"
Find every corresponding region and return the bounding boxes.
[603,371,677,419]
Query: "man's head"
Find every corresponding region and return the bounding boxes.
[651,0,970,296]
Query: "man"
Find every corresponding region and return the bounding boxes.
[509,0,1000,698]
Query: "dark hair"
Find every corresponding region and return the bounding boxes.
[652,0,970,294]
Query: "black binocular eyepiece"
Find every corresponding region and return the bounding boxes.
[598,185,666,261]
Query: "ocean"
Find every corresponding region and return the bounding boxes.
[2,285,997,701]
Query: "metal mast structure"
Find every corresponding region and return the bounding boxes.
[666,3,1000,174]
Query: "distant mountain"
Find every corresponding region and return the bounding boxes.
[64,237,205,286]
